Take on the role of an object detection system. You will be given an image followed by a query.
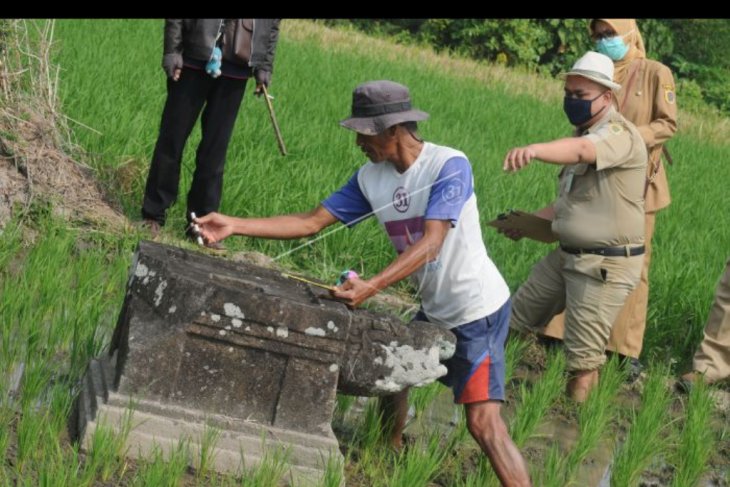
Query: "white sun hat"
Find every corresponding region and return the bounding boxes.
[560,51,621,92]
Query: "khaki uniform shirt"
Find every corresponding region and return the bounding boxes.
[552,107,647,248]
[617,58,677,212]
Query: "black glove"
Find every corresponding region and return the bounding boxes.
[162,53,183,79]
[254,69,271,90]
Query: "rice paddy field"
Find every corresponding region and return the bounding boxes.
[1,19,729,486]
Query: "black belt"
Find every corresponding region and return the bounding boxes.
[560,245,645,257]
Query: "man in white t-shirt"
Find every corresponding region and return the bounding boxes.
[195,80,531,486]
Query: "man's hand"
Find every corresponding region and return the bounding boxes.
[162,53,183,81]
[194,212,234,244]
[331,276,379,308]
[503,145,537,172]
[254,69,271,96]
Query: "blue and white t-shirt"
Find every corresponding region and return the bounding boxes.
[322,142,509,329]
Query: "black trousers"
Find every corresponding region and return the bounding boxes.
[142,69,247,226]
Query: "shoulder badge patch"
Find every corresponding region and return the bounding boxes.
[663,84,676,104]
[608,122,624,135]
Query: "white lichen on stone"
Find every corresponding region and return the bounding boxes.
[219,329,227,336]
[326,320,339,332]
[373,357,383,365]
[168,305,177,314]
[245,326,251,331]
[437,337,456,361]
[211,314,221,322]
[373,343,448,393]
[232,319,242,328]
[276,327,289,338]
[267,326,274,333]
[134,263,149,278]
[228,347,234,353]
[143,277,149,285]
[305,327,326,337]
[223,303,245,319]
[329,364,339,372]
[225,325,231,330]
[153,280,168,307]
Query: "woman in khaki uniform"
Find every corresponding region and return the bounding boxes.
[541,19,677,371]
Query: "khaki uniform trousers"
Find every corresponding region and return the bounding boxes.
[542,212,655,358]
[692,258,730,382]
[511,249,642,371]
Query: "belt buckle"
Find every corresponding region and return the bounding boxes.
[625,246,630,257]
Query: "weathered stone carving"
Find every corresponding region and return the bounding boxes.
[73,240,455,484]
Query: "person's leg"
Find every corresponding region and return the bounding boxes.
[187,76,247,220]
[689,258,730,383]
[562,253,642,400]
[541,310,565,340]
[452,300,531,485]
[542,213,657,356]
[378,388,410,449]
[606,212,655,358]
[142,70,209,225]
[510,249,566,336]
[465,401,531,486]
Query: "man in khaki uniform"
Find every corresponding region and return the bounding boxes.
[542,19,677,371]
[681,258,730,387]
[503,51,647,401]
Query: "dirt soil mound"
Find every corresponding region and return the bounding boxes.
[0,106,127,231]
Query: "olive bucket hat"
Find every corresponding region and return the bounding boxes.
[340,80,429,135]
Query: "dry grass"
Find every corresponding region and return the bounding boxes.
[0,19,127,231]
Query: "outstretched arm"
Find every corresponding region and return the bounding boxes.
[333,219,451,308]
[194,205,339,243]
[503,137,596,172]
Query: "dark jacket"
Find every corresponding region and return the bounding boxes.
[164,19,280,73]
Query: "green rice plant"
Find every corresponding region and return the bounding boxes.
[0,217,22,272]
[14,405,47,473]
[538,357,624,486]
[333,393,356,427]
[319,450,345,487]
[449,402,471,447]
[454,455,494,487]
[670,378,714,487]
[82,405,134,483]
[31,450,84,487]
[538,442,570,487]
[504,335,529,385]
[351,398,386,454]
[344,397,393,482]
[0,406,11,466]
[409,382,444,420]
[131,440,191,487]
[509,348,566,447]
[387,428,456,487]
[611,364,674,486]
[196,423,222,480]
[564,357,624,481]
[239,443,290,487]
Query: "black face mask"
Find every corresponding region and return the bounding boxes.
[563,92,607,126]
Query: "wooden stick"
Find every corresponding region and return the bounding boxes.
[262,85,288,156]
